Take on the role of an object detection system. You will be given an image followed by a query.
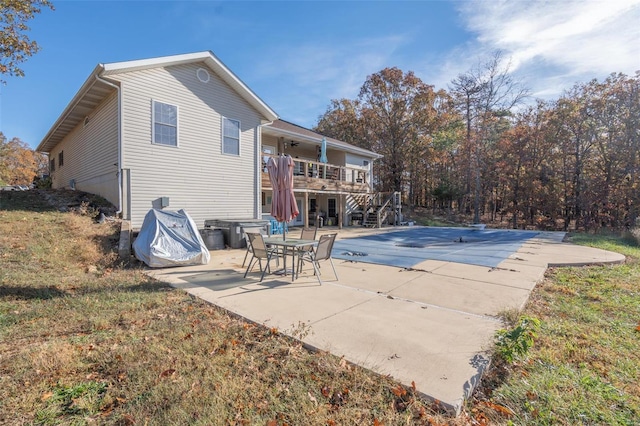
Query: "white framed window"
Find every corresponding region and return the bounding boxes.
[222,117,240,155]
[152,100,178,146]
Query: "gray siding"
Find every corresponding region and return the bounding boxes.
[49,92,119,206]
[111,63,264,229]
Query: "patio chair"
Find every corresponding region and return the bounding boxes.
[300,227,317,241]
[244,232,282,282]
[297,233,338,284]
[296,227,318,274]
[241,229,268,267]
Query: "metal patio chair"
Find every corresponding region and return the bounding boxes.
[297,233,338,284]
[244,232,282,282]
[296,227,318,274]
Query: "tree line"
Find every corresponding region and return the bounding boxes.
[0,133,47,187]
[315,52,640,231]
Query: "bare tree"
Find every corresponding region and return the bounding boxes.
[449,51,529,223]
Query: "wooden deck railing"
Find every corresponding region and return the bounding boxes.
[262,155,370,191]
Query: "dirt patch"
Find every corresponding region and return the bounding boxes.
[39,189,118,219]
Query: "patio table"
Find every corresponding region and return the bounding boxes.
[263,237,318,281]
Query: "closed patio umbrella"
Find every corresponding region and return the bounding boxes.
[319,137,328,178]
[266,157,280,222]
[268,155,299,240]
[320,137,328,163]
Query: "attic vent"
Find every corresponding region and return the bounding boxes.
[196,68,210,83]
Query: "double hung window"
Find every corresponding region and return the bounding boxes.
[222,117,240,155]
[152,101,178,146]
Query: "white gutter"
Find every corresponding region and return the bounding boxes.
[257,120,275,218]
[95,73,123,216]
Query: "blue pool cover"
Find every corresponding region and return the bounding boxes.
[332,227,539,268]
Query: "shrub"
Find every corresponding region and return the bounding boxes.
[494,316,541,363]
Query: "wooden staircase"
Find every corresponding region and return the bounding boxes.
[352,192,402,228]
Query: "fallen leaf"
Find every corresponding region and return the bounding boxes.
[41,391,53,401]
[417,406,427,419]
[391,384,406,397]
[120,414,135,425]
[160,369,176,378]
[321,386,330,398]
[100,405,114,416]
[483,400,513,416]
[473,412,488,426]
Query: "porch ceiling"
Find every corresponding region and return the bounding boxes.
[262,120,383,159]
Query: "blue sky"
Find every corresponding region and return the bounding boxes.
[1,0,639,150]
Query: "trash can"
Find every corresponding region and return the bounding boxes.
[201,228,225,250]
[204,219,270,249]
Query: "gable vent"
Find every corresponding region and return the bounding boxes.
[196,68,210,83]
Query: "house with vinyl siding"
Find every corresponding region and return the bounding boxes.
[37,51,388,231]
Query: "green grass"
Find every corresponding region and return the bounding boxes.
[1,190,454,425]
[3,190,639,425]
[471,232,640,425]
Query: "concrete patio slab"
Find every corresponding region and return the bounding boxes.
[416,260,546,291]
[145,227,624,414]
[387,272,533,316]
[302,294,498,411]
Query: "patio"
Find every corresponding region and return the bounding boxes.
[146,226,625,413]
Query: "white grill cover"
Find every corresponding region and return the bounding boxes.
[133,209,210,268]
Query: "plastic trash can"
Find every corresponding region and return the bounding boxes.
[201,228,225,250]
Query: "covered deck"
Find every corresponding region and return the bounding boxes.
[260,155,370,194]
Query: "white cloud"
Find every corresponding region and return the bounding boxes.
[451,0,640,100]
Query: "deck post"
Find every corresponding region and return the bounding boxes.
[338,194,343,229]
[304,192,309,228]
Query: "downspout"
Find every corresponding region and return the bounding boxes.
[257,121,274,219]
[95,74,123,216]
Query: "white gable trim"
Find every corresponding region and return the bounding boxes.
[101,51,278,123]
[37,51,278,153]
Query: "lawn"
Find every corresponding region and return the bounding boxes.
[469,232,640,425]
[1,190,638,425]
[0,190,453,425]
